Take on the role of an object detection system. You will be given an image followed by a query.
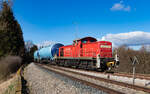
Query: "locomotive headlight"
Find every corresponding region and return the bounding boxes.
[106,61,115,67]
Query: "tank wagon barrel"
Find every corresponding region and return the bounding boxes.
[34,43,64,63]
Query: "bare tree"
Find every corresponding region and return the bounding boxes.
[114,45,150,74]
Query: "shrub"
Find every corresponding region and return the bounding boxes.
[0,56,22,81]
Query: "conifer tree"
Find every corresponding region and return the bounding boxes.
[0,1,25,57]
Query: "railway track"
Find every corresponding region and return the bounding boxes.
[47,64,150,80]
[36,63,150,94]
[46,63,150,81]
[46,64,150,88]
[36,64,123,94]
[114,72,150,80]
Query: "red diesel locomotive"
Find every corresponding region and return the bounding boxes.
[55,37,119,71]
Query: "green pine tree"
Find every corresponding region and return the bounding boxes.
[0,1,25,58]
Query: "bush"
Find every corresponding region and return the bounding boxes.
[0,56,22,81]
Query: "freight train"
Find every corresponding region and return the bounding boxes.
[34,37,119,71]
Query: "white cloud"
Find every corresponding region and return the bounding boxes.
[100,31,150,47]
[110,3,124,11]
[110,1,131,12]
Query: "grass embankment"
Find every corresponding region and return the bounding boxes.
[0,73,22,94]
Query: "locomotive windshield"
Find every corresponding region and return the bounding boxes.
[81,40,87,43]
[90,40,96,42]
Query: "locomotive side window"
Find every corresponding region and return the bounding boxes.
[60,48,64,56]
[80,44,82,48]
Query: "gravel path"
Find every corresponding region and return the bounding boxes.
[24,63,107,94]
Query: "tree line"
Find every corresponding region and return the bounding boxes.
[113,45,150,74]
[0,1,37,63]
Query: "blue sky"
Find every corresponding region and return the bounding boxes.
[12,0,150,46]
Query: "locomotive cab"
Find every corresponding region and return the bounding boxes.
[73,37,97,46]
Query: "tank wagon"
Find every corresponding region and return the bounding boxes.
[34,37,119,71]
[34,43,64,62]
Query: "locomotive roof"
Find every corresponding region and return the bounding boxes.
[74,37,97,42]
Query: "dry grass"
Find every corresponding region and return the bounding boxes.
[0,75,16,94]
[0,56,22,81]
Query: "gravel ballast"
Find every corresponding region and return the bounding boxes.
[43,65,147,94]
[54,66,150,88]
[24,63,107,94]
